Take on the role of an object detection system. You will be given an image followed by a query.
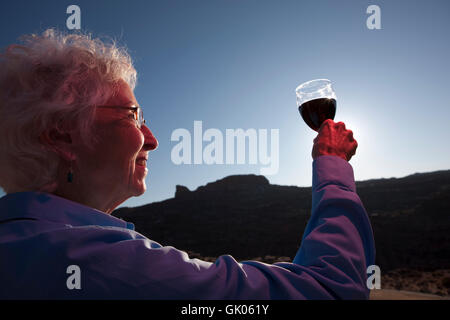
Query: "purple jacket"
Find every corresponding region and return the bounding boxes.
[0,156,375,299]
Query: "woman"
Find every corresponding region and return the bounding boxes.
[0,29,375,299]
[0,29,158,211]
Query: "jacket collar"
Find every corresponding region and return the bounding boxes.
[0,192,134,230]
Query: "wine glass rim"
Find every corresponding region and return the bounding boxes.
[295,79,332,91]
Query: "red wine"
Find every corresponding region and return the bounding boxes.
[298,98,336,131]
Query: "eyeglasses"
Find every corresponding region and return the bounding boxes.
[96,105,146,128]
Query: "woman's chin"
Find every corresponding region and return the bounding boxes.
[131,179,147,197]
[132,165,148,194]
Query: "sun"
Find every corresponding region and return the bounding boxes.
[335,114,369,148]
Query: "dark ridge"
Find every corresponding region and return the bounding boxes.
[113,170,450,272]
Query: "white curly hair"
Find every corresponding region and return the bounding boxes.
[0,29,137,193]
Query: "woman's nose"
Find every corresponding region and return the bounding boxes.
[141,124,158,151]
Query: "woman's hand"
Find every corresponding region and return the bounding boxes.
[312,119,358,162]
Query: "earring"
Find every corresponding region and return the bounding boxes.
[67,160,73,183]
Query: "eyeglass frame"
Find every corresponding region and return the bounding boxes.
[96,105,146,128]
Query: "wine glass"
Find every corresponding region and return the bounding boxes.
[295,79,337,131]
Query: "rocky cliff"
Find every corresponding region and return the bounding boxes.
[113,170,450,273]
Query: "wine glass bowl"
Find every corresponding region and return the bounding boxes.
[295,79,337,131]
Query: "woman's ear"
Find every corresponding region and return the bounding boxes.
[39,128,76,162]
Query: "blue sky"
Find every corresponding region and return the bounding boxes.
[0,0,449,208]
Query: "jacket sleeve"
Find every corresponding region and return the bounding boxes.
[291,155,376,299]
[60,156,375,300]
